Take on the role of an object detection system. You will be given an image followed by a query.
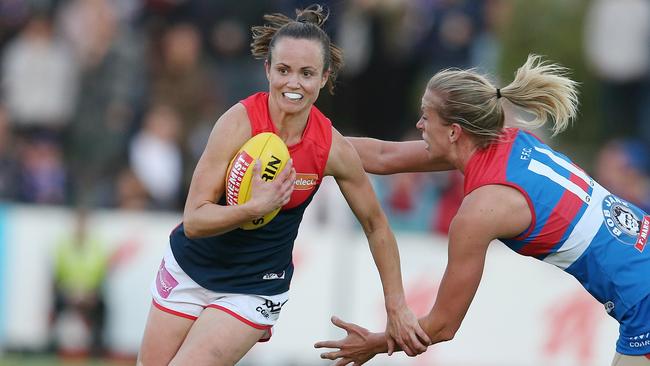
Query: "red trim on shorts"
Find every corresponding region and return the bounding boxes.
[259,328,272,343]
[206,304,271,330]
[152,300,197,321]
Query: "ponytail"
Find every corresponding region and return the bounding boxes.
[426,54,579,147]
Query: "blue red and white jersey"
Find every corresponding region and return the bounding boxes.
[464,128,650,322]
[170,92,332,296]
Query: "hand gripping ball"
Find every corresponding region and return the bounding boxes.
[225,132,290,230]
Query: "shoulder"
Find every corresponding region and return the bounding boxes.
[214,103,251,137]
[202,103,251,161]
[454,184,531,239]
[329,128,354,160]
[324,127,360,177]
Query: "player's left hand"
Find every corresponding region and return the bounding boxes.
[314,316,378,365]
[385,298,430,356]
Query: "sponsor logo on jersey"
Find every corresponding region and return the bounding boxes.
[628,333,650,348]
[293,173,318,190]
[602,195,648,252]
[262,271,285,280]
[604,301,615,313]
[226,151,253,205]
[636,216,650,252]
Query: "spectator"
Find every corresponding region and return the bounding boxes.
[51,206,108,358]
[594,139,650,212]
[128,103,183,210]
[584,0,650,142]
[1,12,78,143]
[0,105,18,200]
[113,166,151,211]
[60,0,144,206]
[17,135,67,204]
[149,22,216,188]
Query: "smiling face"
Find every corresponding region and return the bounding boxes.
[416,88,453,158]
[265,37,329,115]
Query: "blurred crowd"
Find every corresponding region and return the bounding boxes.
[0,0,649,233]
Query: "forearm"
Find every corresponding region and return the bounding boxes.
[183,202,257,238]
[346,137,388,174]
[347,137,454,174]
[365,225,406,309]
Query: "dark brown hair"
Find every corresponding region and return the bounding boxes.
[251,4,344,94]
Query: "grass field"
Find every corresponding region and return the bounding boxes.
[0,355,134,366]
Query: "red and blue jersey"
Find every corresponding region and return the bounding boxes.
[170,92,332,296]
[464,128,650,342]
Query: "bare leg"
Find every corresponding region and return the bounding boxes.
[137,303,194,365]
[171,307,266,366]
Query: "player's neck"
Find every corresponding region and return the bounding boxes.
[269,110,310,146]
[450,137,479,174]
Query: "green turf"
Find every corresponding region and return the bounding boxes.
[0,355,132,366]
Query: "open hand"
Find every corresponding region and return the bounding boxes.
[314,316,378,366]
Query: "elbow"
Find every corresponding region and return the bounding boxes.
[437,328,456,343]
[360,211,388,237]
[183,222,201,239]
[423,314,460,345]
[182,213,203,239]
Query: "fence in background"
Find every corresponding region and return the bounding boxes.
[0,203,618,366]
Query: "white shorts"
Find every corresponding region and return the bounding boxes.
[150,247,289,342]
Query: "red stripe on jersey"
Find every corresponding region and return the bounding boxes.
[464,129,517,195]
[519,185,584,256]
[569,170,590,192]
[240,92,332,210]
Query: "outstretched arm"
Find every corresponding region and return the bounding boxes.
[315,185,532,364]
[346,137,454,175]
[326,129,430,356]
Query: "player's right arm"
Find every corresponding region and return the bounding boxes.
[315,184,532,364]
[182,104,294,238]
[346,137,454,174]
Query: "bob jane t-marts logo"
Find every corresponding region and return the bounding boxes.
[226,151,253,205]
[293,173,318,190]
[602,194,650,252]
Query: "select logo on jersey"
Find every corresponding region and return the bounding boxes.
[602,195,648,252]
[226,151,254,205]
[293,173,318,190]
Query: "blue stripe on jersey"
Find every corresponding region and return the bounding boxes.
[503,135,568,251]
[171,189,317,296]
[511,145,569,240]
[502,132,592,256]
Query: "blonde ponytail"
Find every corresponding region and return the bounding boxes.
[426,54,579,147]
[501,54,579,136]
